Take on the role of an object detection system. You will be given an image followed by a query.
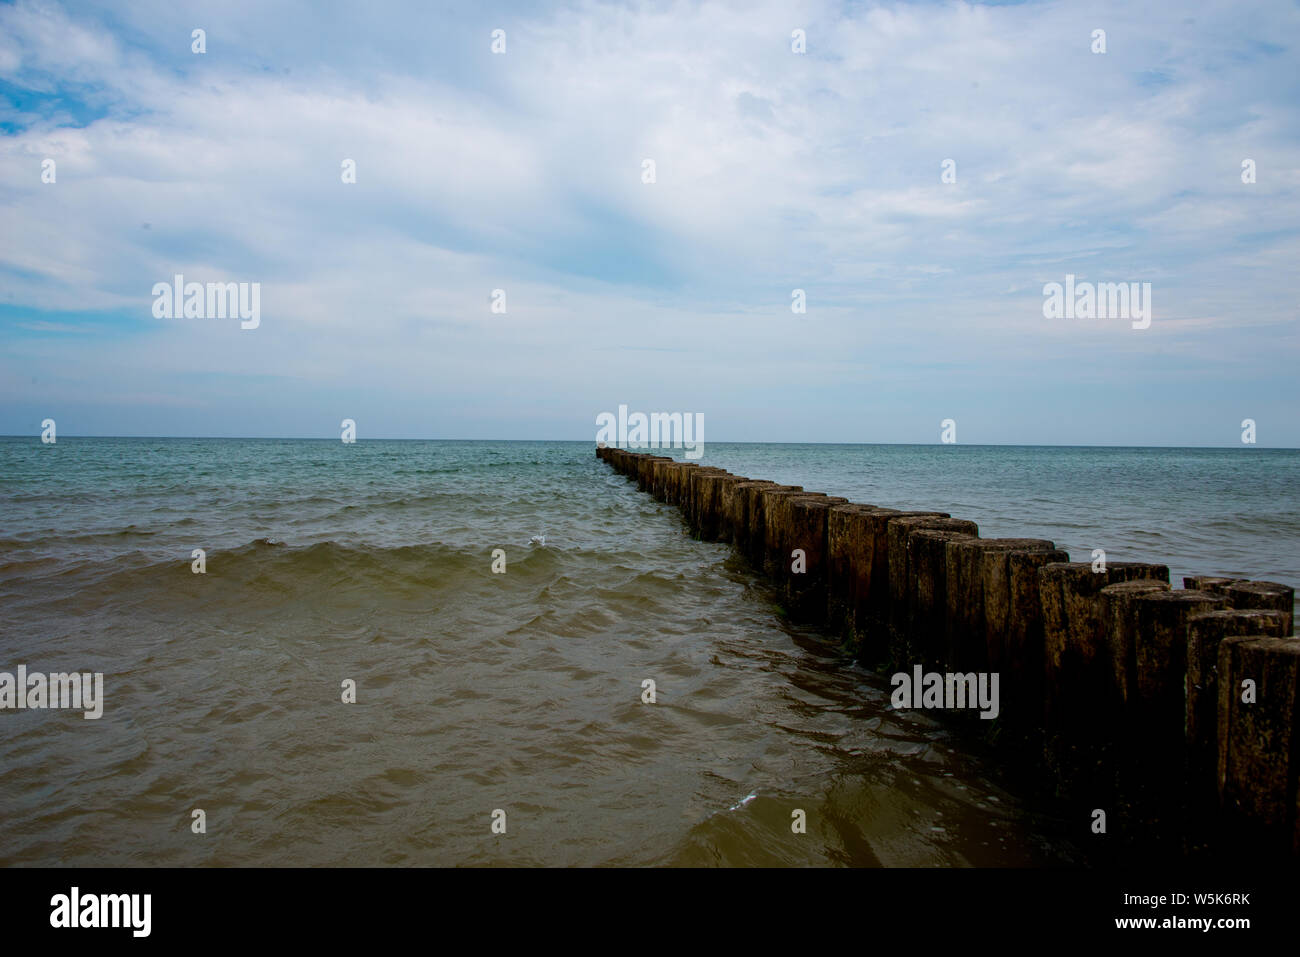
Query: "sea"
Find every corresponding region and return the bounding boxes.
[1,437,1296,866]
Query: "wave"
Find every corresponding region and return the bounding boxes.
[0,537,662,608]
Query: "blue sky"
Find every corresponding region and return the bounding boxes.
[1,0,1298,445]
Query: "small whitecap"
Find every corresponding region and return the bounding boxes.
[728,792,757,811]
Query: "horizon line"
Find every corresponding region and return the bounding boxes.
[3,435,1296,451]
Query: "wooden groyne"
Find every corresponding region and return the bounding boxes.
[597,445,1299,861]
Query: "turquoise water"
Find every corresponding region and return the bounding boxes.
[0,437,1294,866]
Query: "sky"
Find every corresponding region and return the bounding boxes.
[1,0,1297,445]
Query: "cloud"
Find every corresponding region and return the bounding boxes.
[0,0,1298,443]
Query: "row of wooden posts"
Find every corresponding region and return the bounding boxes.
[597,445,1299,859]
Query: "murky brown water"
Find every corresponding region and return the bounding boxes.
[0,439,1082,865]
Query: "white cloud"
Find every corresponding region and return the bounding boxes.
[1,0,1298,442]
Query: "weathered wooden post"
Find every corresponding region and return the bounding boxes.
[856,510,946,665]
[683,467,727,535]
[1039,562,1170,728]
[1218,635,1300,857]
[1101,580,1172,712]
[827,504,881,650]
[909,528,978,671]
[1132,590,1229,736]
[756,486,810,576]
[781,495,849,621]
[1186,610,1290,813]
[694,471,746,542]
[981,546,1069,722]
[1223,581,1294,636]
[945,538,1058,675]
[886,516,977,666]
[725,481,775,559]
